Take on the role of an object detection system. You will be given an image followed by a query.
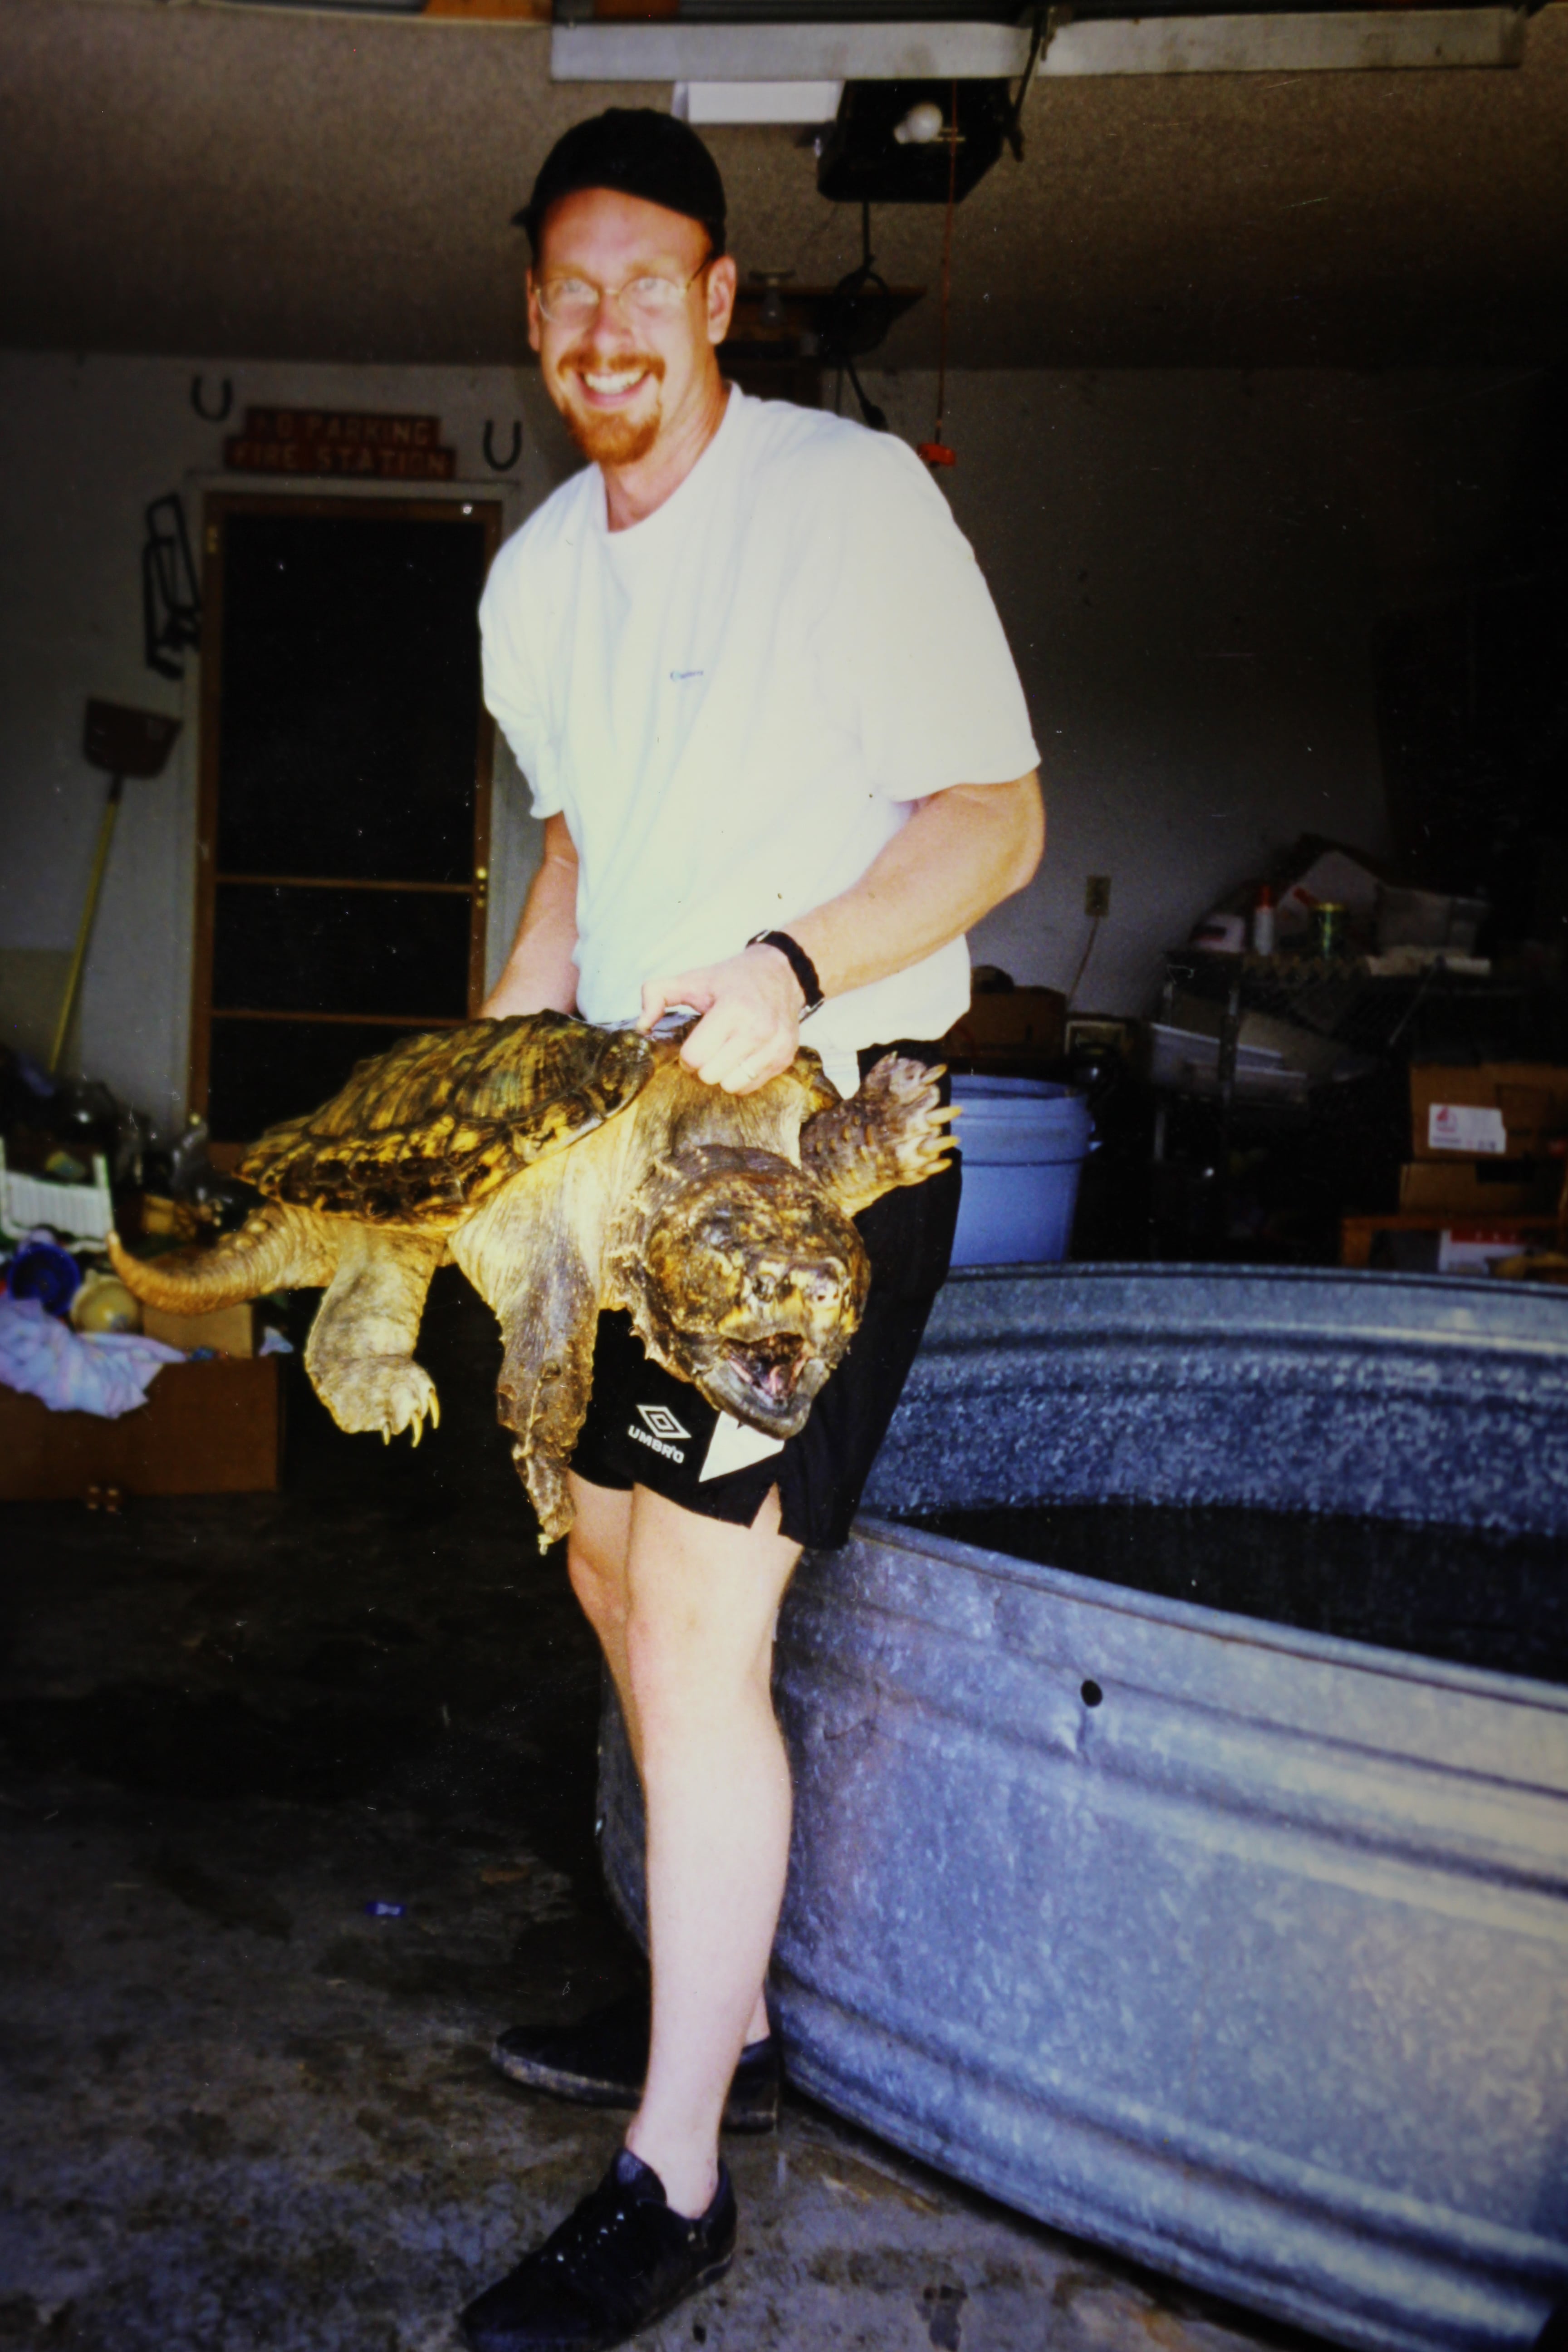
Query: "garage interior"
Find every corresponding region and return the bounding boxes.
[2,0,1566,2345]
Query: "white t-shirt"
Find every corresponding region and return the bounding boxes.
[480,387,1039,1093]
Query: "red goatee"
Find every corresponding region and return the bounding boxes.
[559,350,666,466]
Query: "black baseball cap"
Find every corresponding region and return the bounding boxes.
[514,108,727,258]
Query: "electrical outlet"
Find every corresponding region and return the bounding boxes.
[1085,874,1112,919]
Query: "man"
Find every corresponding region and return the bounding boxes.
[463,108,1042,2352]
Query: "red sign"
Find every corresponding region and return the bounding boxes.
[224,407,457,481]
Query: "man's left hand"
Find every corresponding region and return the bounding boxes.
[638,945,805,1093]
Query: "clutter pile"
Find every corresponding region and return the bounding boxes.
[0,1292,183,1420]
[1381,1058,1568,1282]
[0,1044,291,1451]
[1166,835,1568,1274]
[1187,839,1494,977]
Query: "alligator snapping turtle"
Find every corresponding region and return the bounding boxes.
[108,1015,953,1546]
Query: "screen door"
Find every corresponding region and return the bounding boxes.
[192,493,501,1142]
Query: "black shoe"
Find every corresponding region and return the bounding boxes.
[460,2149,736,2352]
[492,1988,781,2134]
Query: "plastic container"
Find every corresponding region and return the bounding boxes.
[1252,886,1276,956]
[950,1077,1093,1267]
[5,1237,83,1318]
[1375,885,1490,955]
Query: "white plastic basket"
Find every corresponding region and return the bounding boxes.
[0,1138,114,1248]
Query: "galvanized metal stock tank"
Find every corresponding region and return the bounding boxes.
[598,1267,1568,2352]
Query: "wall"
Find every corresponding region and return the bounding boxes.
[0,351,580,1132]
[858,364,1534,1010]
[0,349,1533,1129]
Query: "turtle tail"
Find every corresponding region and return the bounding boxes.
[108,1203,338,1312]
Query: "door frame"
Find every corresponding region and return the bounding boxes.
[189,489,503,1124]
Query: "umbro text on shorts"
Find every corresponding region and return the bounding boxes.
[567,1042,960,1552]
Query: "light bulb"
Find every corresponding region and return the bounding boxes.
[893,101,945,146]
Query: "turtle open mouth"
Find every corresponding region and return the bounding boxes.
[727,1332,809,1410]
[691,1328,834,1437]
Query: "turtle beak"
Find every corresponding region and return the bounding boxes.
[701,1334,832,1438]
[728,1332,809,1411]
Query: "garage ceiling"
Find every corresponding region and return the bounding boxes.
[1,0,1565,369]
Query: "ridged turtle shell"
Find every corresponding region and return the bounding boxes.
[238,1014,656,1227]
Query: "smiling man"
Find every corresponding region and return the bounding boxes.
[463,109,1042,2351]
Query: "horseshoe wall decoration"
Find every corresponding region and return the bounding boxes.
[191,375,234,424]
[483,419,522,472]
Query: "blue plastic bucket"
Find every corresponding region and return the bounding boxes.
[949,1076,1093,1266]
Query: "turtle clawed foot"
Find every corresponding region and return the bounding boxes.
[510,1440,573,1552]
[801,1054,958,1213]
[888,1071,957,1180]
[384,1363,440,1446]
[322,1357,441,1448]
[405,1388,441,1447]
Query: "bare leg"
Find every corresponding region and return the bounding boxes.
[568,1476,777,2048]
[567,1475,795,2212]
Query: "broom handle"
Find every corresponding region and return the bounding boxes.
[49,775,124,1078]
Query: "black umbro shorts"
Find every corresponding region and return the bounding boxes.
[568,1042,960,1552]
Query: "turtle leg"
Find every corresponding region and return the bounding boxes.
[799,1053,956,1221]
[491,1247,599,1551]
[304,1227,446,1445]
[449,1172,601,1550]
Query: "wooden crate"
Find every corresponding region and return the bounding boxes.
[0,1356,282,1502]
[140,1301,256,1357]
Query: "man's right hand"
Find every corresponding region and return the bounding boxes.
[638,943,805,1094]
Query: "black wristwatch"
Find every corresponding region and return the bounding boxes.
[747,930,824,1019]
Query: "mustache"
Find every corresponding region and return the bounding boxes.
[562,348,667,387]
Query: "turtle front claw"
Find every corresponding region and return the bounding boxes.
[318,1356,441,1448]
[407,1387,442,1446]
[800,1054,958,1219]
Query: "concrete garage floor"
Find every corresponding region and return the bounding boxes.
[1,1275,1325,2352]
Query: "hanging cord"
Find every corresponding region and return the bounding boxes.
[827,200,892,432]
[1005,10,1051,162]
[844,202,890,430]
[917,83,960,472]
[1065,914,1102,1014]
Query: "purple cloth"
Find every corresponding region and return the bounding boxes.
[0,1294,185,1419]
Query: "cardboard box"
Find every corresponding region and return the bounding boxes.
[1340,1213,1559,1270]
[140,1301,256,1357]
[1398,1158,1562,1216]
[943,987,1065,1073]
[0,1355,283,1501]
[1411,1062,1568,1159]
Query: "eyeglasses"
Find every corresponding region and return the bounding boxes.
[534,264,710,331]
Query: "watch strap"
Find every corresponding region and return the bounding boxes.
[747,929,824,1019]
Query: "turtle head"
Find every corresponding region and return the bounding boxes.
[606,1145,869,1438]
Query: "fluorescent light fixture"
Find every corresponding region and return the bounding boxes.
[553,21,1031,82]
[1040,5,1525,73]
[673,79,844,124]
[553,8,1524,82]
